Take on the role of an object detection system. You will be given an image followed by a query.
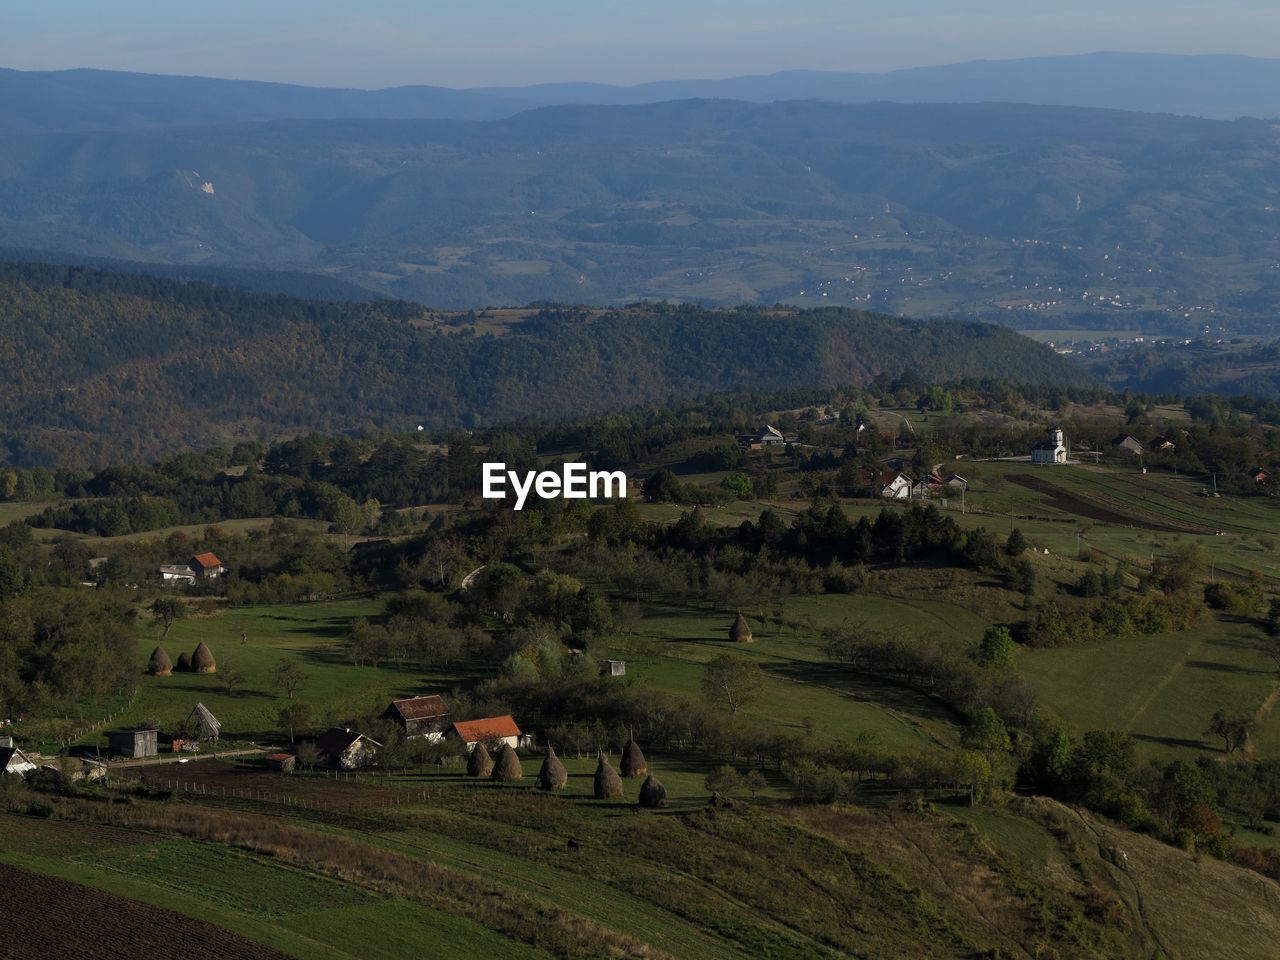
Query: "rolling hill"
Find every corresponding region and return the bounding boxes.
[0,262,1091,466]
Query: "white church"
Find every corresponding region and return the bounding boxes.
[1030,427,1068,465]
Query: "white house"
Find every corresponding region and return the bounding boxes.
[1031,428,1068,465]
[314,727,382,770]
[0,746,36,777]
[879,471,913,499]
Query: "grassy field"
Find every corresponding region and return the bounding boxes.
[58,598,466,751]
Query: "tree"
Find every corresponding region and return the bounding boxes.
[701,654,764,716]
[1261,632,1280,676]
[219,661,245,697]
[1206,709,1254,755]
[962,708,1012,753]
[277,701,312,744]
[705,765,743,796]
[976,625,1015,669]
[272,658,308,700]
[296,741,321,770]
[149,596,185,636]
[1005,528,1028,556]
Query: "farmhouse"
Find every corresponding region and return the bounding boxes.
[186,702,221,742]
[0,745,36,776]
[878,470,913,499]
[381,695,450,739]
[1250,467,1271,485]
[314,727,381,770]
[739,425,789,449]
[1112,434,1144,456]
[447,715,528,753]
[1031,428,1068,465]
[912,472,945,498]
[600,659,626,677]
[1151,436,1176,451]
[160,552,226,584]
[42,756,107,783]
[945,474,969,491]
[107,729,158,759]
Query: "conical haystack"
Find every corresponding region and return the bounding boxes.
[491,743,523,781]
[190,641,217,674]
[729,613,753,644]
[620,739,647,778]
[639,773,668,809]
[175,651,192,671]
[147,645,173,677]
[467,742,493,777]
[593,754,623,799]
[536,745,568,791]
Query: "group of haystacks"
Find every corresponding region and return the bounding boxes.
[147,642,216,676]
[466,737,667,808]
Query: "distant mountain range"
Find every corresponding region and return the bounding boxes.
[1,95,1276,326]
[3,53,1280,135]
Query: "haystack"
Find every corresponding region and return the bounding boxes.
[176,651,192,672]
[190,641,217,674]
[147,646,173,677]
[536,745,568,791]
[466,742,494,777]
[639,773,668,808]
[620,739,647,778]
[593,754,623,799]
[491,743,523,781]
[729,613,753,643]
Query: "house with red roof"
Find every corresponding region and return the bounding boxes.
[446,715,529,752]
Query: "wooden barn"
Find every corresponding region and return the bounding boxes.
[381,695,450,740]
[107,729,158,758]
[314,727,381,770]
[186,702,221,741]
[600,659,626,677]
[447,716,528,753]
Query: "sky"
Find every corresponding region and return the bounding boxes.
[3,0,1278,88]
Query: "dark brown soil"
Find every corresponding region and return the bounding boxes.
[0,862,289,960]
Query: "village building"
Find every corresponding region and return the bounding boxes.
[1030,428,1068,465]
[447,715,529,753]
[314,727,381,770]
[878,470,913,499]
[1112,434,1144,456]
[945,474,969,491]
[1250,467,1271,485]
[186,702,221,742]
[912,472,945,499]
[107,729,158,759]
[160,552,226,584]
[1150,436,1176,452]
[42,756,107,784]
[266,753,296,773]
[381,695,450,740]
[600,659,626,677]
[739,425,791,449]
[0,745,36,776]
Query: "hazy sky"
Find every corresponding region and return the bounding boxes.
[3,0,1278,88]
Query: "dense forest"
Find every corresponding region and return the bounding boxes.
[0,263,1089,467]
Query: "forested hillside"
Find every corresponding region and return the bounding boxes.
[0,263,1089,466]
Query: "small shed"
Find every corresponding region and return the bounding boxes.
[108,729,158,759]
[187,702,221,741]
[266,753,296,773]
[600,659,626,677]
